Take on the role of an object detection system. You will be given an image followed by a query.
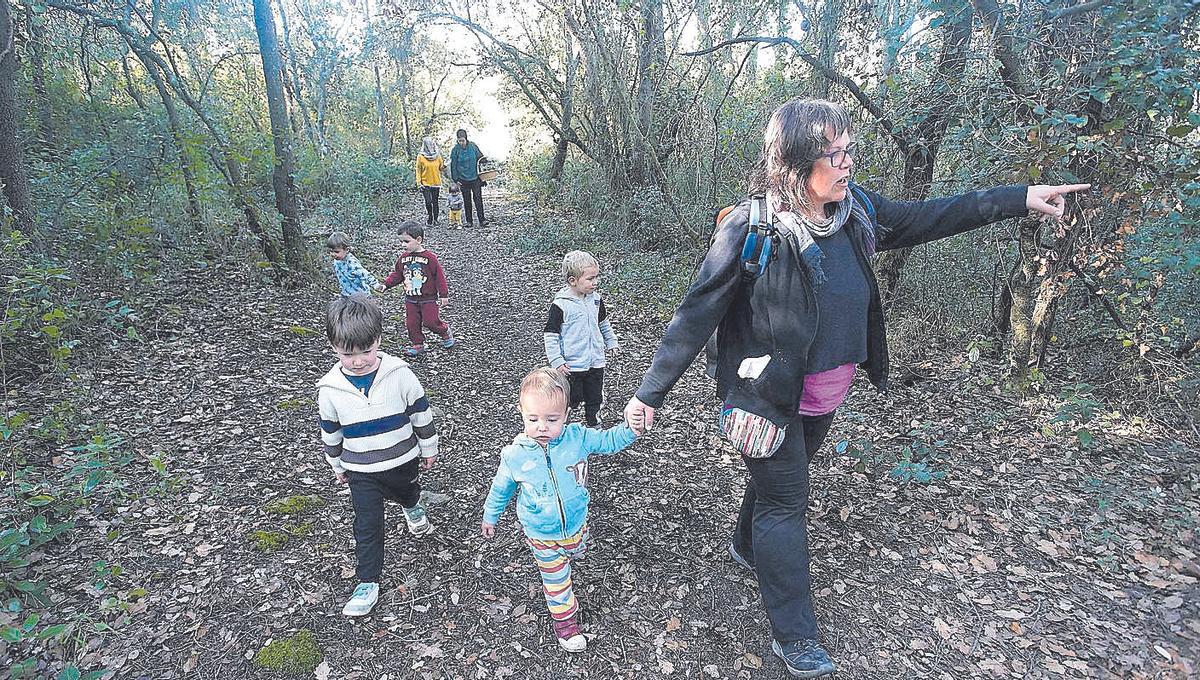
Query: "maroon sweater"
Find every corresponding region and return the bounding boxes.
[383,250,449,302]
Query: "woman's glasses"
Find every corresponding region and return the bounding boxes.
[818,142,856,168]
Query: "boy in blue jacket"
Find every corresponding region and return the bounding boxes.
[481,367,637,652]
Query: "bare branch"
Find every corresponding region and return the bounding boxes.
[1049,1,1109,20]
[682,35,910,153]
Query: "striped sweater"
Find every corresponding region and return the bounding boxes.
[316,352,438,473]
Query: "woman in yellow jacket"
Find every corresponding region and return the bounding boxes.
[415,137,446,226]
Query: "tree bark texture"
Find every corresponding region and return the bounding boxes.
[629,0,664,187]
[252,0,305,270]
[22,4,53,150]
[549,29,576,181]
[0,0,36,237]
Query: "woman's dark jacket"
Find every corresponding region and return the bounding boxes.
[634,185,1029,426]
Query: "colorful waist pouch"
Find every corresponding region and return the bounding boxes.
[718,403,785,458]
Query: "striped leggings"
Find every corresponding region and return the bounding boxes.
[526,525,589,622]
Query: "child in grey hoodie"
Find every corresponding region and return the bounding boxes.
[543,251,619,426]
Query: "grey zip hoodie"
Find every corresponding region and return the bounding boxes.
[543,288,619,371]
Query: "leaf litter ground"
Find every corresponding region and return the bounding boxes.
[17,188,1199,679]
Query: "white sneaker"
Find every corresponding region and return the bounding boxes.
[342,582,379,616]
[558,633,587,652]
[403,505,435,536]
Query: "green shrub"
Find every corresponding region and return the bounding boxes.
[252,629,324,676]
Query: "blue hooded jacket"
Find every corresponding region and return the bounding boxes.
[482,423,636,540]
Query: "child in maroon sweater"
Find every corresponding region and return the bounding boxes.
[382,221,456,355]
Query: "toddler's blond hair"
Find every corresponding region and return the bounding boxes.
[562,250,599,280]
[519,367,570,411]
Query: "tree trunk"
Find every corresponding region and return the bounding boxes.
[252,0,305,271]
[0,0,36,238]
[372,64,389,157]
[22,5,52,151]
[549,30,576,181]
[810,0,841,99]
[144,58,203,236]
[1006,219,1041,388]
[628,0,663,186]
[873,4,973,309]
[276,0,318,155]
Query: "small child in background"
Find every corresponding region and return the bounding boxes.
[446,184,465,228]
[317,295,439,617]
[544,251,619,427]
[329,232,385,296]
[381,222,455,356]
[481,368,637,652]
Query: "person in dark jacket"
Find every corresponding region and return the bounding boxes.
[622,98,1089,678]
[449,129,488,227]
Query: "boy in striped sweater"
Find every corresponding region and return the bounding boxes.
[317,295,439,617]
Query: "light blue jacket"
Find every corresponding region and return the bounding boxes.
[332,253,380,296]
[544,288,619,371]
[482,423,637,540]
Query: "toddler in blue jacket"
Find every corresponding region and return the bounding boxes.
[481,367,636,653]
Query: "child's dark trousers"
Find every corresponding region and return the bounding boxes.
[567,367,604,426]
[347,459,421,582]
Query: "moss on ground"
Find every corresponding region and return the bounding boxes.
[251,529,289,552]
[252,629,323,675]
[289,521,314,537]
[263,494,324,516]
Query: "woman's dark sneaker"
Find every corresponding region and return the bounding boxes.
[771,638,836,678]
[728,543,756,572]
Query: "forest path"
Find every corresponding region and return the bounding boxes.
[42,186,1197,679]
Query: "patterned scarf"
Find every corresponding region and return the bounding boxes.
[770,191,874,285]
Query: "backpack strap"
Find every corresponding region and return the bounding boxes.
[740,196,775,279]
[849,183,876,224]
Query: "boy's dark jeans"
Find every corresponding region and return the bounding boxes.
[458,178,485,225]
[347,459,421,582]
[567,367,604,426]
[733,411,836,642]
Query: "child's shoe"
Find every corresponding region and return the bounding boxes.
[441,336,457,349]
[402,504,435,536]
[553,616,587,652]
[341,582,379,616]
[404,345,425,357]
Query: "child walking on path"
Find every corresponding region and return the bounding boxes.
[544,251,619,426]
[446,184,464,227]
[317,295,439,617]
[328,232,385,296]
[381,221,455,356]
[481,368,637,652]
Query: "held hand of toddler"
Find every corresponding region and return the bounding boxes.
[335,471,348,484]
[421,455,437,471]
[481,522,495,538]
[438,297,449,307]
[555,364,571,375]
[374,283,386,293]
[624,396,655,435]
